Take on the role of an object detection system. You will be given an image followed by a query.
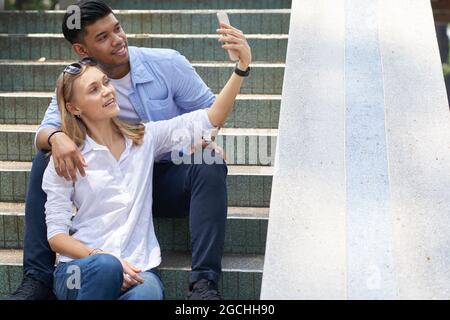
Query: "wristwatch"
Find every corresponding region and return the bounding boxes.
[234,63,251,77]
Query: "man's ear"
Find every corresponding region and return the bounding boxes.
[72,43,90,59]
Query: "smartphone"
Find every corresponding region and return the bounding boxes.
[216,11,239,62]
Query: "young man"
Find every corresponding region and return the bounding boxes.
[7,0,251,300]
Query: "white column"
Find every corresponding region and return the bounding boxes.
[261,0,450,299]
[344,0,395,299]
[261,0,347,299]
[380,0,450,299]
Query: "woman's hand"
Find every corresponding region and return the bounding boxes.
[217,22,252,70]
[118,258,145,291]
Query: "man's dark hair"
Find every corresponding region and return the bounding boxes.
[62,0,113,44]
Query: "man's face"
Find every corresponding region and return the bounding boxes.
[78,13,129,67]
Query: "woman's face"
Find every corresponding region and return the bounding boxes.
[68,66,120,122]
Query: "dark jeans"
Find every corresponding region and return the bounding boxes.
[23,150,228,288]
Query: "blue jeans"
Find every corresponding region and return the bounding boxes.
[53,254,164,300]
[23,150,227,289]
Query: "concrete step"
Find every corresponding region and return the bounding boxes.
[92,0,290,10]
[0,92,281,128]
[0,161,273,207]
[0,249,264,299]
[0,10,291,34]
[0,126,277,166]
[0,60,285,94]
[0,34,287,62]
[0,202,269,254]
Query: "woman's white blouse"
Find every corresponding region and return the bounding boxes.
[42,109,213,271]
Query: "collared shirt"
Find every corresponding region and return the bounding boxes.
[42,109,213,271]
[37,46,216,161]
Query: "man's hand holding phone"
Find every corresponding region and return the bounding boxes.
[216,12,252,70]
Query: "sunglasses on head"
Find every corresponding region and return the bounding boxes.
[63,57,98,75]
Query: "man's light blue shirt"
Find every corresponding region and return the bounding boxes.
[37,46,216,154]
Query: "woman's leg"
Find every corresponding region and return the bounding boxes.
[53,254,123,300]
[119,269,164,300]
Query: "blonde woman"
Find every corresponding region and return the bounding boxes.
[44,58,244,300]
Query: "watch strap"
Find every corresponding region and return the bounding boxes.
[234,63,250,77]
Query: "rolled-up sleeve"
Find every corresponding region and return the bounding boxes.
[171,52,216,111]
[34,93,62,148]
[146,109,214,158]
[42,157,74,240]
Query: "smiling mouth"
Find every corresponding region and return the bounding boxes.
[103,98,116,108]
[112,45,127,56]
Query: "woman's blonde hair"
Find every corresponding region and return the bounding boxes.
[55,62,145,148]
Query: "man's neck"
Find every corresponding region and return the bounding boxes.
[101,62,130,79]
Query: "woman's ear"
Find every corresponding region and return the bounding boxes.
[72,43,90,58]
[65,102,82,117]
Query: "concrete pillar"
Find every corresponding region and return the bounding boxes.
[261,0,450,299]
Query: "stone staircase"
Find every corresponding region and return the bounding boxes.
[0,1,290,299]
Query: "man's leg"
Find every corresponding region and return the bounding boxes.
[152,153,228,299]
[152,161,191,218]
[7,150,55,300]
[184,156,228,287]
